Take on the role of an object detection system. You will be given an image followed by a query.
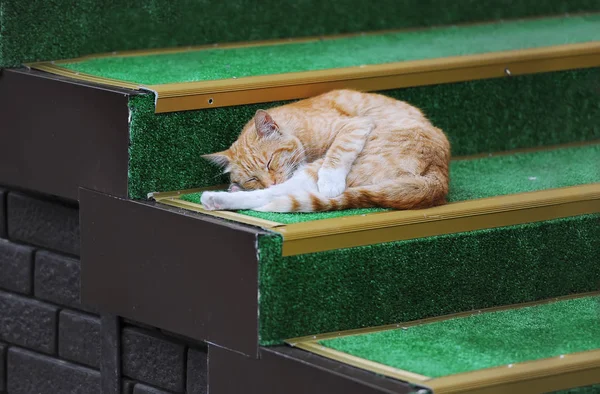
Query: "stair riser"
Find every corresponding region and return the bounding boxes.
[258,213,600,344]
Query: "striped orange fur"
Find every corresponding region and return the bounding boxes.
[201,89,450,212]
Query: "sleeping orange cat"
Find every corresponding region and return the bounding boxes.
[201,89,450,212]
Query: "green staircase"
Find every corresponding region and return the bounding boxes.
[2,1,600,393]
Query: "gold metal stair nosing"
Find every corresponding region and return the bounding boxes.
[275,183,600,246]
[280,189,600,240]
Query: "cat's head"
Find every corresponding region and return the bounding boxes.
[203,110,305,191]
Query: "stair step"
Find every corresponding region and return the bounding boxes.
[153,143,600,254]
[29,14,600,112]
[289,294,600,393]
[164,142,600,220]
[3,0,600,68]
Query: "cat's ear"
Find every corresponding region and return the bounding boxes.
[255,110,279,138]
[202,150,231,169]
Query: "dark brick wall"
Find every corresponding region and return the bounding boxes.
[122,327,186,392]
[0,291,58,354]
[0,186,208,394]
[59,310,101,368]
[7,347,101,394]
[7,192,80,256]
[0,239,34,294]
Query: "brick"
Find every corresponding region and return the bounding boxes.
[122,327,185,392]
[35,250,95,312]
[101,315,121,394]
[0,291,57,354]
[134,383,175,394]
[0,239,34,294]
[0,343,6,392]
[0,188,6,239]
[7,192,79,256]
[7,347,101,394]
[122,379,136,394]
[59,310,101,368]
[187,348,208,394]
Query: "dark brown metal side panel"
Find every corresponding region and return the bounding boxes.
[80,189,263,356]
[210,345,428,394]
[0,68,131,201]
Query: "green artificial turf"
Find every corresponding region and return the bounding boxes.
[3,0,600,68]
[319,296,600,378]
[128,68,600,200]
[179,143,600,223]
[257,213,600,345]
[60,14,600,85]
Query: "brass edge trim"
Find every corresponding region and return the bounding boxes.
[428,349,600,394]
[278,184,600,256]
[28,64,142,91]
[157,198,282,229]
[294,341,431,383]
[281,184,600,239]
[151,44,600,112]
[280,198,600,255]
[35,12,599,62]
[286,291,600,344]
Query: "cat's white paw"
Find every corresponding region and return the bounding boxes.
[201,191,228,210]
[317,168,346,198]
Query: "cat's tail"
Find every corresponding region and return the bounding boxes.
[256,175,447,212]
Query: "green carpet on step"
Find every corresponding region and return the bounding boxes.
[319,296,600,378]
[179,143,600,224]
[3,0,600,67]
[60,15,600,85]
[257,213,600,345]
[127,68,600,200]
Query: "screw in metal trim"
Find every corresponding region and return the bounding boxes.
[208,98,214,105]
[504,68,512,77]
